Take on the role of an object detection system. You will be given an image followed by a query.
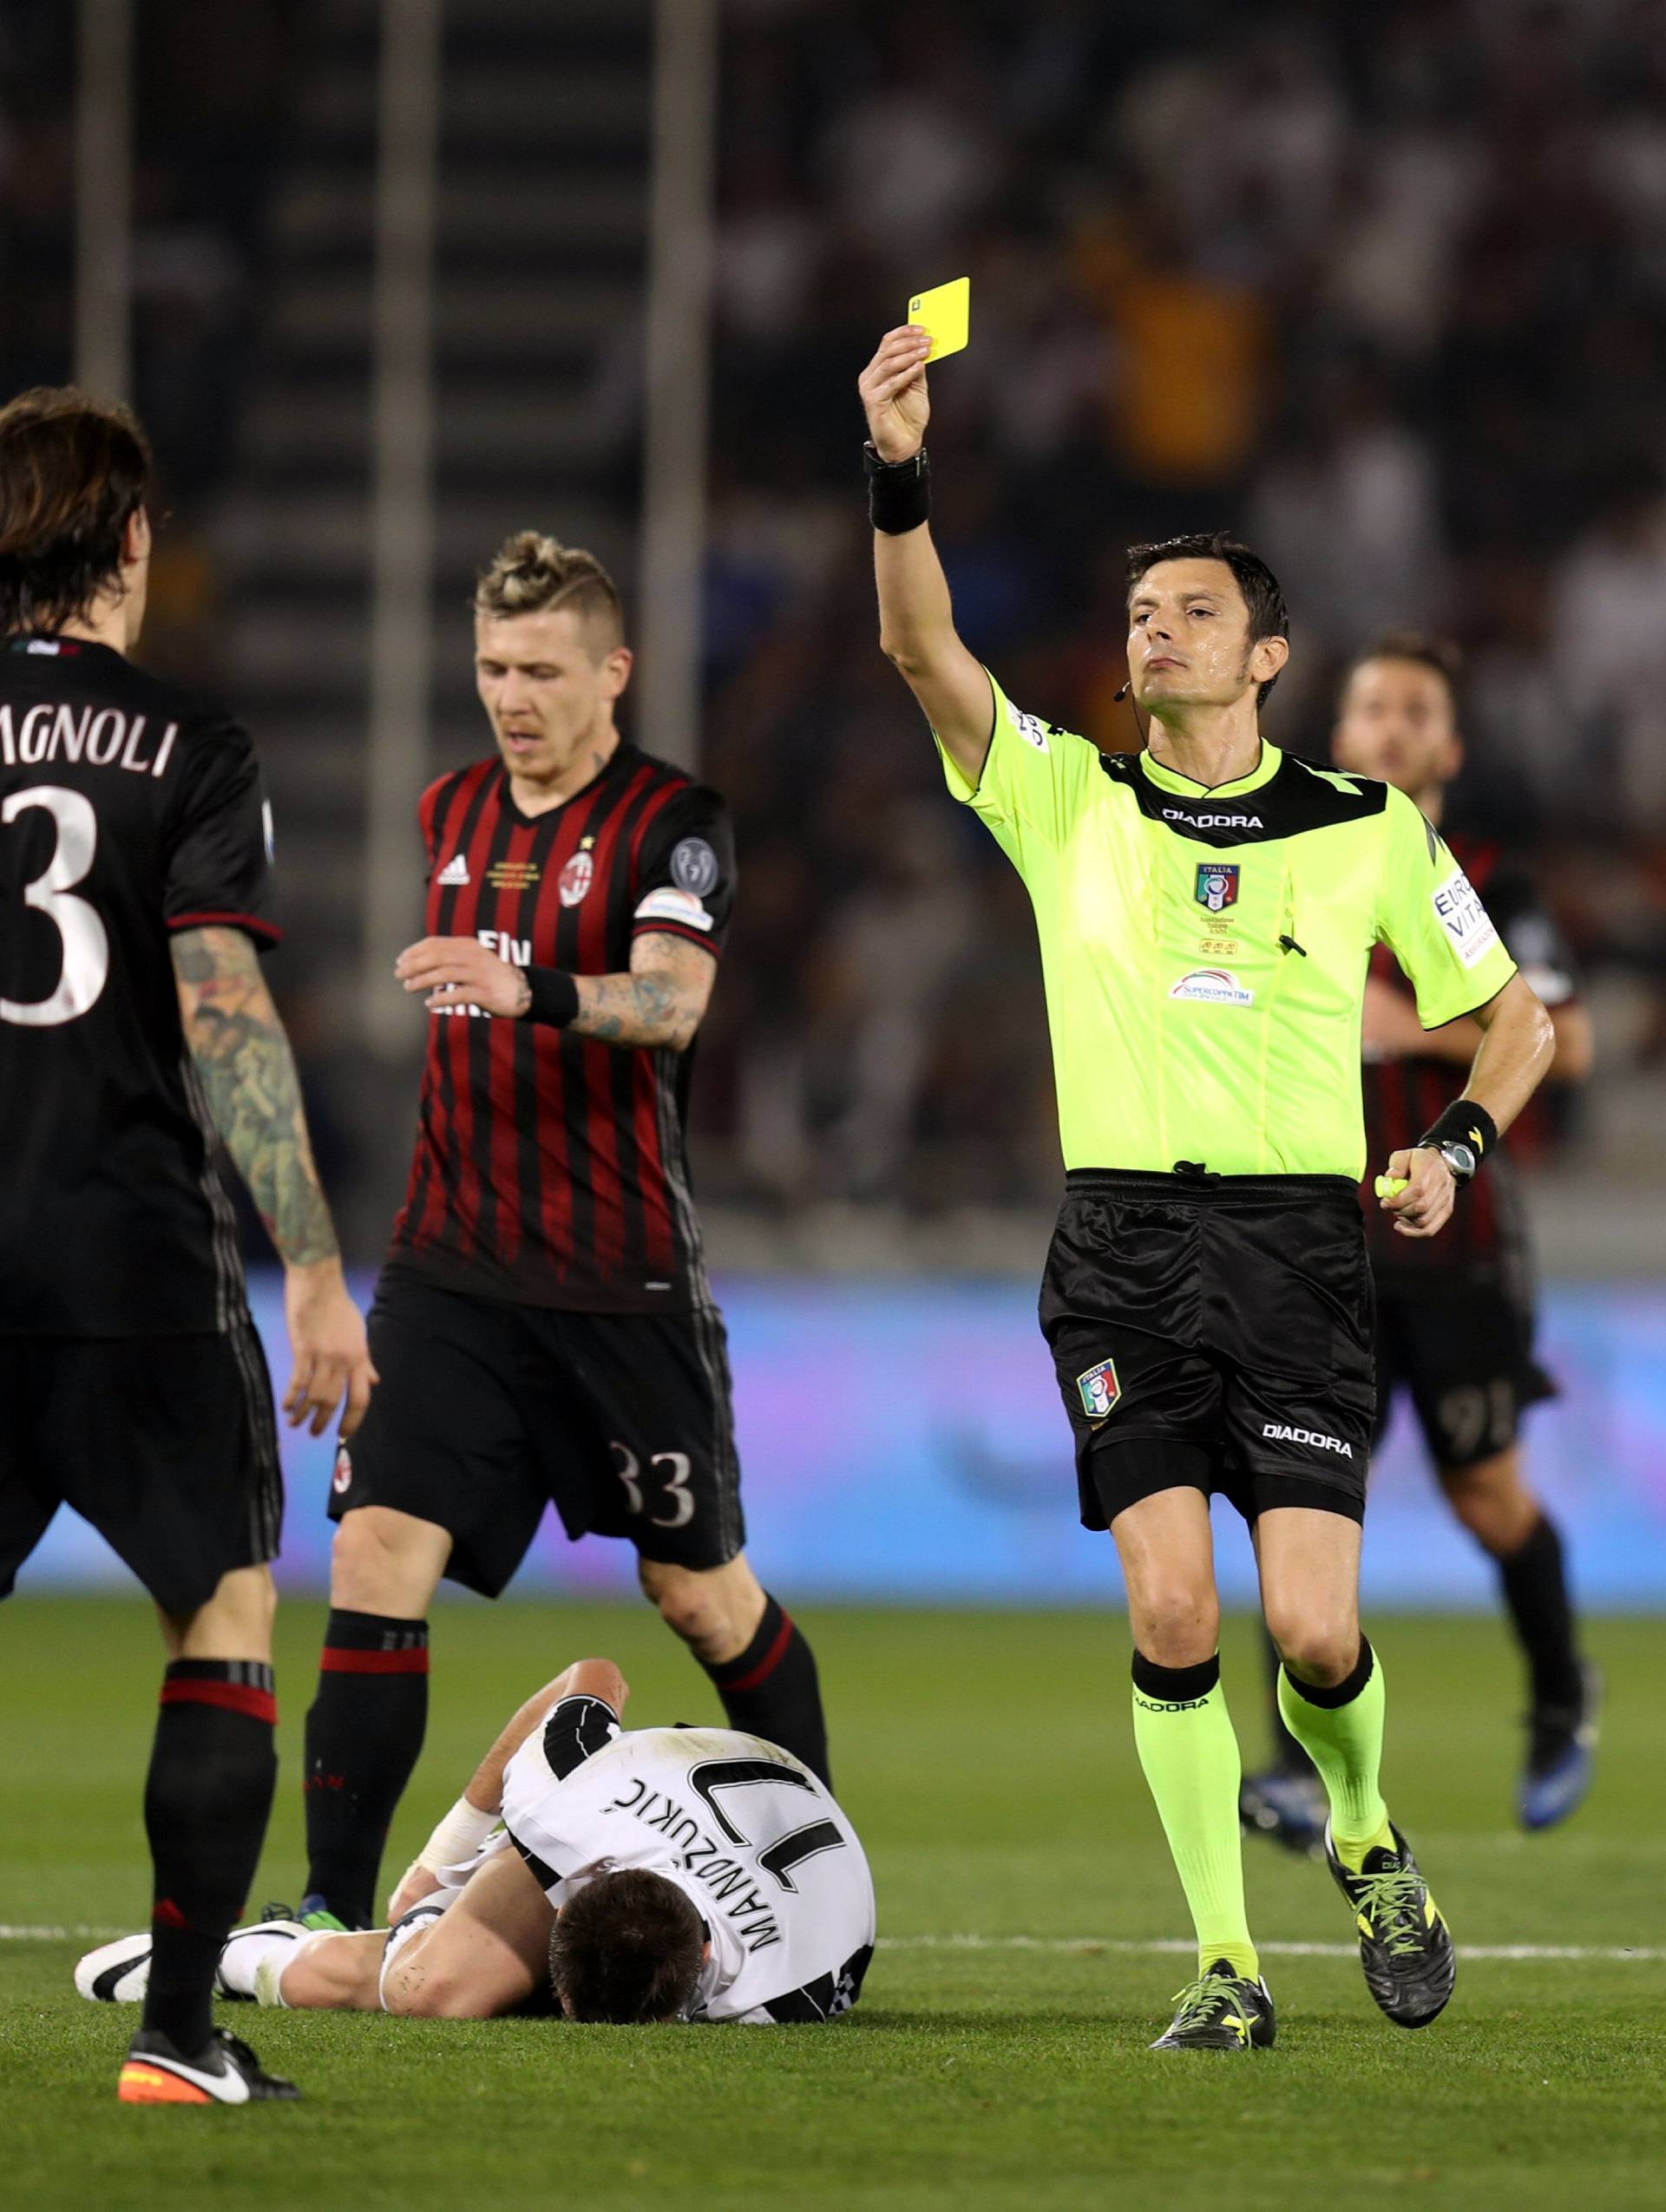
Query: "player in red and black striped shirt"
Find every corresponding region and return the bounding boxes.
[1243,634,1599,1846]
[301,534,828,1930]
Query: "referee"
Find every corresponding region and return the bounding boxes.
[859,324,1555,2052]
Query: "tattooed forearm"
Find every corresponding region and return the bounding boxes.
[171,925,340,1265]
[571,971,699,1050]
[568,933,716,1051]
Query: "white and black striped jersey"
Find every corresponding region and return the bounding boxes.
[501,1698,875,2025]
[0,634,278,1334]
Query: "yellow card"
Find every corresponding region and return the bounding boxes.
[908,277,969,362]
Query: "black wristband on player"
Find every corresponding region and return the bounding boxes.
[864,441,930,533]
[1417,1098,1499,1183]
[517,967,580,1028]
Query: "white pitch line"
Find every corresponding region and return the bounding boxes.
[0,1925,125,1940]
[879,1934,1663,1964]
[4,1927,1657,1966]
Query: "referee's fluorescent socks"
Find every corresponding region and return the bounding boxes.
[1277,1637,1394,1871]
[1130,1652,1260,1984]
[303,1609,430,1928]
[703,1595,830,1789]
[142,1659,279,2056]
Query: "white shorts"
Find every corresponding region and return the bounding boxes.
[377,1896,453,2011]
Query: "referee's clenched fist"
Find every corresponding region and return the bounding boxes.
[858,325,932,461]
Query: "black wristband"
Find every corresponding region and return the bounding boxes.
[1417,1098,1499,1181]
[864,441,930,533]
[517,967,580,1028]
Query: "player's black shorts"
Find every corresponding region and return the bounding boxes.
[1374,1278,1556,1470]
[0,1320,281,1617]
[1040,1169,1377,1530]
[331,1268,745,1597]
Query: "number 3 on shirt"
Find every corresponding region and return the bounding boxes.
[611,1441,696,1528]
[1,785,110,1026]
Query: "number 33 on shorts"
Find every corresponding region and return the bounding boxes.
[612,1442,696,1529]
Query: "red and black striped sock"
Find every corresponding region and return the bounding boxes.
[703,1595,830,1789]
[302,1609,429,1927]
[141,1659,278,2054]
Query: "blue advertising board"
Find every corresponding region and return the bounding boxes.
[16,1273,1666,1607]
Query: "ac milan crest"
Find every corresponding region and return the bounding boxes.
[559,850,594,906]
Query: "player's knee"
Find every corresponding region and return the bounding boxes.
[330,1506,442,1615]
[165,1561,278,1662]
[640,1561,743,1659]
[1131,1585,1219,1669]
[648,1580,730,1655]
[1439,1459,1538,1555]
[385,1967,480,2020]
[1270,1614,1361,1688]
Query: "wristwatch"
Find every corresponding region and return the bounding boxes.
[1430,1137,1478,1185]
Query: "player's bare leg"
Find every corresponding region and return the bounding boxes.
[639,1552,831,1786]
[383,1854,552,2019]
[248,1849,552,2019]
[1257,1508,1454,2027]
[1436,1446,1597,1828]
[302,1506,453,1928]
[1109,1483,1272,2050]
[265,1928,389,2011]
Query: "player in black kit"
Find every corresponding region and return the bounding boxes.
[299,533,828,1933]
[1241,634,1597,1848]
[0,389,374,2103]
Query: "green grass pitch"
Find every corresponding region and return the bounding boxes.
[2,1598,1663,2211]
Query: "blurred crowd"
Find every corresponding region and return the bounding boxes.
[5,0,1665,1228]
[691,0,1666,1207]
[0,0,298,691]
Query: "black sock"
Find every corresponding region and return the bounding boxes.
[1261,1624,1316,1776]
[141,1660,279,2053]
[1496,1514,1583,1711]
[704,1595,830,1788]
[303,1609,429,1927]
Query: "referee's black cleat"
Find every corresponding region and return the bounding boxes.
[1520,1662,1603,1832]
[1239,1764,1328,1859]
[117,2024,300,2104]
[1150,1961,1276,2052]
[1324,1820,1455,2029]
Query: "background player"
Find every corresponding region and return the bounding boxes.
[82,1654,874,2027]
[860,322,1556,2052]
[0,387,374,2103]
[300,533,828,1934]
[1242,634,1598,1849]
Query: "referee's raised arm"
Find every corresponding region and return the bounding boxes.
[858,326,994,780]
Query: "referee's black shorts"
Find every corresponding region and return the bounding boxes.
[330,1268,745,1598]
[0,1320,282,1617]
[1040,1169,1377,1531]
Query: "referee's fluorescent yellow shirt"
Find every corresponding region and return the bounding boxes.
[939,676,1518,1180]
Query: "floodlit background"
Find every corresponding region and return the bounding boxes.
[7,0,1664,1600]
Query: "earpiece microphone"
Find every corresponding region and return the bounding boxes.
[1113,680,1131,702]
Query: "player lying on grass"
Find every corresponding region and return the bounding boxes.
[77,1659,875,2027]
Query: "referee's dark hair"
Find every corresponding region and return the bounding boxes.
[1125,531,1289,707]
[0,386,152,637]
[548,1868,706,2024]
[1340,630,1463,719]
